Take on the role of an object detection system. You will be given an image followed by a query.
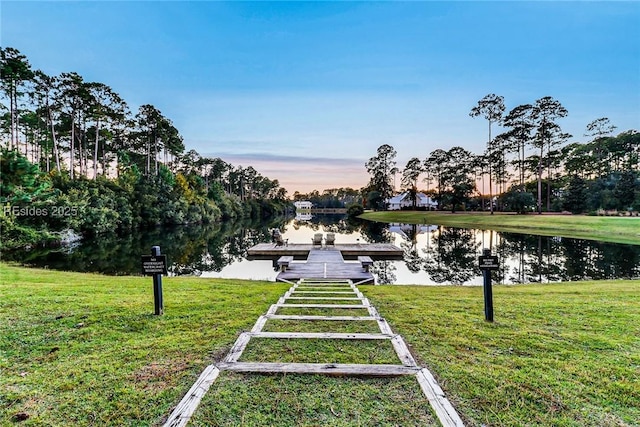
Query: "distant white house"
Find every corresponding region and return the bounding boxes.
[387,192,437,210]
[294,200,313,210]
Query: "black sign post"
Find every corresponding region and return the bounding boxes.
[478,249,498,322]
[141,246,166,315]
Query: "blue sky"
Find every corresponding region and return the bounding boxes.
[2,1,639,193]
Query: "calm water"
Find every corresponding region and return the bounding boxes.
[5,215,640,285]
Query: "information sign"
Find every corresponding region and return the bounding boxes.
[478,255,499,270]
[141,255,167,275]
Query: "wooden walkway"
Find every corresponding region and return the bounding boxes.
[163,278,464,427]
[276,247,374,284]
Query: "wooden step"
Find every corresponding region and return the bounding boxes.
[277,304,367,309]
[266,314,378,321]
[292,291,357,294]
[295,283,353,289]
[249,332,393,340]
[285,297,362,301]
[218,361,420,376]
[293,288,356,294]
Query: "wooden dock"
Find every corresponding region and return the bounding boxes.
[247,242,403,284]
[247,243,403,260]
[275,247,375,284]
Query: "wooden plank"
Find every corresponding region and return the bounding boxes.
[162,365,220,427]
[299,280,352,283]
[285,297,362,301]
[276,304,368,309]
[416,368,465,427]
[266,315,378,321]
[365,302,381,318]
[390,335,418,367]
[250,315,269,333]
[299,284,357,288]
[266,304,279,315]
[291,291,356,294]
[249,332,393,340]
[223,332,252,363]
[376,317,394,335]
[218,362,420,376]
[353,278,375,286]
[301,282,353,285]
[297,284,353,287]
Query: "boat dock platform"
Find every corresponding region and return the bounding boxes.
[247,243,403,284]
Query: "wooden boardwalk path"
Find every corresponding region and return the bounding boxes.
[163,278,464,427]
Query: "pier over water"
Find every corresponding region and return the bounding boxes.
[247,243,403,284]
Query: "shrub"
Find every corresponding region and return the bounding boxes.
[347,204,365,217]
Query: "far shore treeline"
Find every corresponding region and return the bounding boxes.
[2,46,639,251]
[0,47,289,250]
[362,95,639,215]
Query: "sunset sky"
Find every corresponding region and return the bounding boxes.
[2,1,639,194]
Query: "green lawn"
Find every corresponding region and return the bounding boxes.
[1,264,638,426]
[363,281,640,426]
[360,211,640,245]
[0,264,288,426]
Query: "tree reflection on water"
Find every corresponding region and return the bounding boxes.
[6,216,639,284]
[422,227,480,285]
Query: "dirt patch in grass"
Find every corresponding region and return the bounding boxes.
[131,360,191,391]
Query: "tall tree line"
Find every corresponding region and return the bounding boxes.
[0,46,289,249]
[365,94,638,213]
[0,46,287,204]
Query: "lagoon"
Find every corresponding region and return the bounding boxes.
[5,215,640,285]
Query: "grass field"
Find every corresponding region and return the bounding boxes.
[1,264,638,426]
[364,282,640,426]
[0,265,288,425]
[360,211,640,245]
